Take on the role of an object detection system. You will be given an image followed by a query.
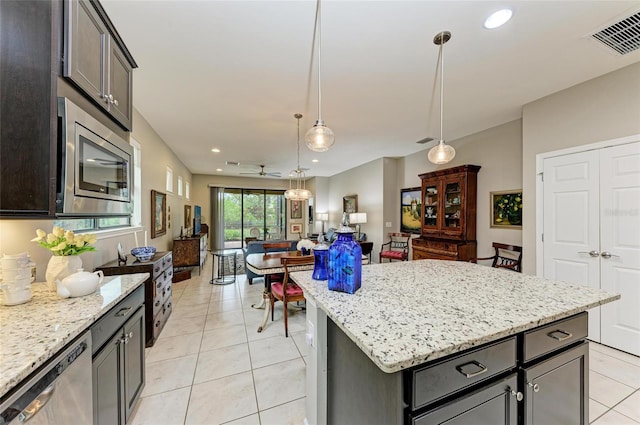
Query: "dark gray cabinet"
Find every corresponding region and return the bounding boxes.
[92,286,145,425]
[411,375,518,425]
[326,312,589,425]
[523,343,588,425]
[64,0,135,130]
[0,0,58,216]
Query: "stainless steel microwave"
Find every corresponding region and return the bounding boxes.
[57,97,133,217]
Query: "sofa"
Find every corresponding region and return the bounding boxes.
[243,239,298,284]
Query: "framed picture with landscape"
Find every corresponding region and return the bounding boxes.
[401,187,422,234]
[491,190,523,229]
[151,190,167,238]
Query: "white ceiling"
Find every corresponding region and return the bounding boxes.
[101,0,640,179]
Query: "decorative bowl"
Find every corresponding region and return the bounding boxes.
[131,246,156,262]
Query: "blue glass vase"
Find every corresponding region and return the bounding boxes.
[328,231,362,294]
[312,247,329,280]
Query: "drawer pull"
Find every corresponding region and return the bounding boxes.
[547,330,572,341]
[115,307,132,317]
[455,360,488,378]
[528,382,540,393]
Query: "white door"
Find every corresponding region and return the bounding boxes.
[543,151,601,341]
[599,142,640,355]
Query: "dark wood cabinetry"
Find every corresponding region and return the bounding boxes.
[327,312,588,424]
[173,233,208,272]
[412,165,480,261]
[64,0,135,130]
[96,251,173,347]
[0,0,59,216]
[0,0,135,217]
[91,285,145,425]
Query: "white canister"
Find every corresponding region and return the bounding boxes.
[0,285,32,306]
[0,266,34,282]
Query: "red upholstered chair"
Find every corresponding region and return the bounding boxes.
[470,242,522,272]
[379,232,411,263]
[269,255,313,337]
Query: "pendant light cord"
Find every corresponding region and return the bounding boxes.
[439,31,444,143]
[317,0,323,123]
[297,115,301,170]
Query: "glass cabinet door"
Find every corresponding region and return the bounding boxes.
[423,184,438,227]
[444,182,461,229]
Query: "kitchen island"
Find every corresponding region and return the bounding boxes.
[291,260,619,425]
[0,274,147,399]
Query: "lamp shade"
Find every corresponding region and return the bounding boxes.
[349,212,367,224]
[284,188,311,201]
[428,140,456,165]
[316,212,329,222]
[305,123,335,152]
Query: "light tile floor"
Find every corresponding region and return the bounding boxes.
[129,265,640,425]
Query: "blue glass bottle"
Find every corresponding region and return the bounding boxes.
[328,227,362,294]
[312,246,329,280]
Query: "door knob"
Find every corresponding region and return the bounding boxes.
[578,250,599,257]
[528,382,540,392]
[600,252,619,259]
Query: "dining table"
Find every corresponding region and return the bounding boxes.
[245,251,370,333]
[245,251,313,332]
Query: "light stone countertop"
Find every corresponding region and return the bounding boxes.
[0,273,148,399]
[291,260,619,373]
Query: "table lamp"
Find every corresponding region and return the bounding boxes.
[349,212,367,240]
[316,212,329,234]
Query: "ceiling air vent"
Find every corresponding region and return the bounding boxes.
[591,12,640,55]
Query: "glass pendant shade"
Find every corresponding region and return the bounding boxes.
[305,121,335,152]
[284,187,311,201]
[428,140,456,165]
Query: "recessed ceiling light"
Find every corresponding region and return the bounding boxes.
[484,9,512,29]
[216,168,222,172]
[312,159,319,163]
[211,148,220,153]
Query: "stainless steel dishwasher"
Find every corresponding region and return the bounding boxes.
[0,331,92,424]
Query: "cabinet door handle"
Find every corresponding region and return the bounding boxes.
[509,389,524,401]
[115,307,132,317]
[528,382,540,392]
[547,329,572,341]
[600,251,619,259]
[455,360,488,378]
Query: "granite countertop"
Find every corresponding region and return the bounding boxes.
[0,273,148,399]
[291,260,619,374]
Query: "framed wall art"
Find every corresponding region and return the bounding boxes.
[490,190,523,229]
[400,187,422,234]
[290,200,303,219]
[184,205,192,229]
[151,190,167,238]
[291,223,303,234]
[343,194,358,214]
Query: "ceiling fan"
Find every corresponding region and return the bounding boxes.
[240,164,281,177]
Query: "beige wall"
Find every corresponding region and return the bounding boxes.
[522,62,640,274]
[0,108,192,280]
[400,119,524,259]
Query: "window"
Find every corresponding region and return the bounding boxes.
[177,176,183,197]
[186,182,190,200]
[166,166,173,193]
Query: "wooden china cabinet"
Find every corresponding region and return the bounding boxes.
[412,165,481,261]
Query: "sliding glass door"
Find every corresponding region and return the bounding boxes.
[222,188,285,248]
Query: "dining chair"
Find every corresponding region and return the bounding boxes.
[470,242,522,272]
[262,242,292,254]
[270,256,314,337]
[379,232,411,263]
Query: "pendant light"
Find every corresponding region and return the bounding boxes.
[305,0,335,152]
[428,31,456,165]
[285,113,312,201]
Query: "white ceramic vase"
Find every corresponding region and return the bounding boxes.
[46,256,82,291]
